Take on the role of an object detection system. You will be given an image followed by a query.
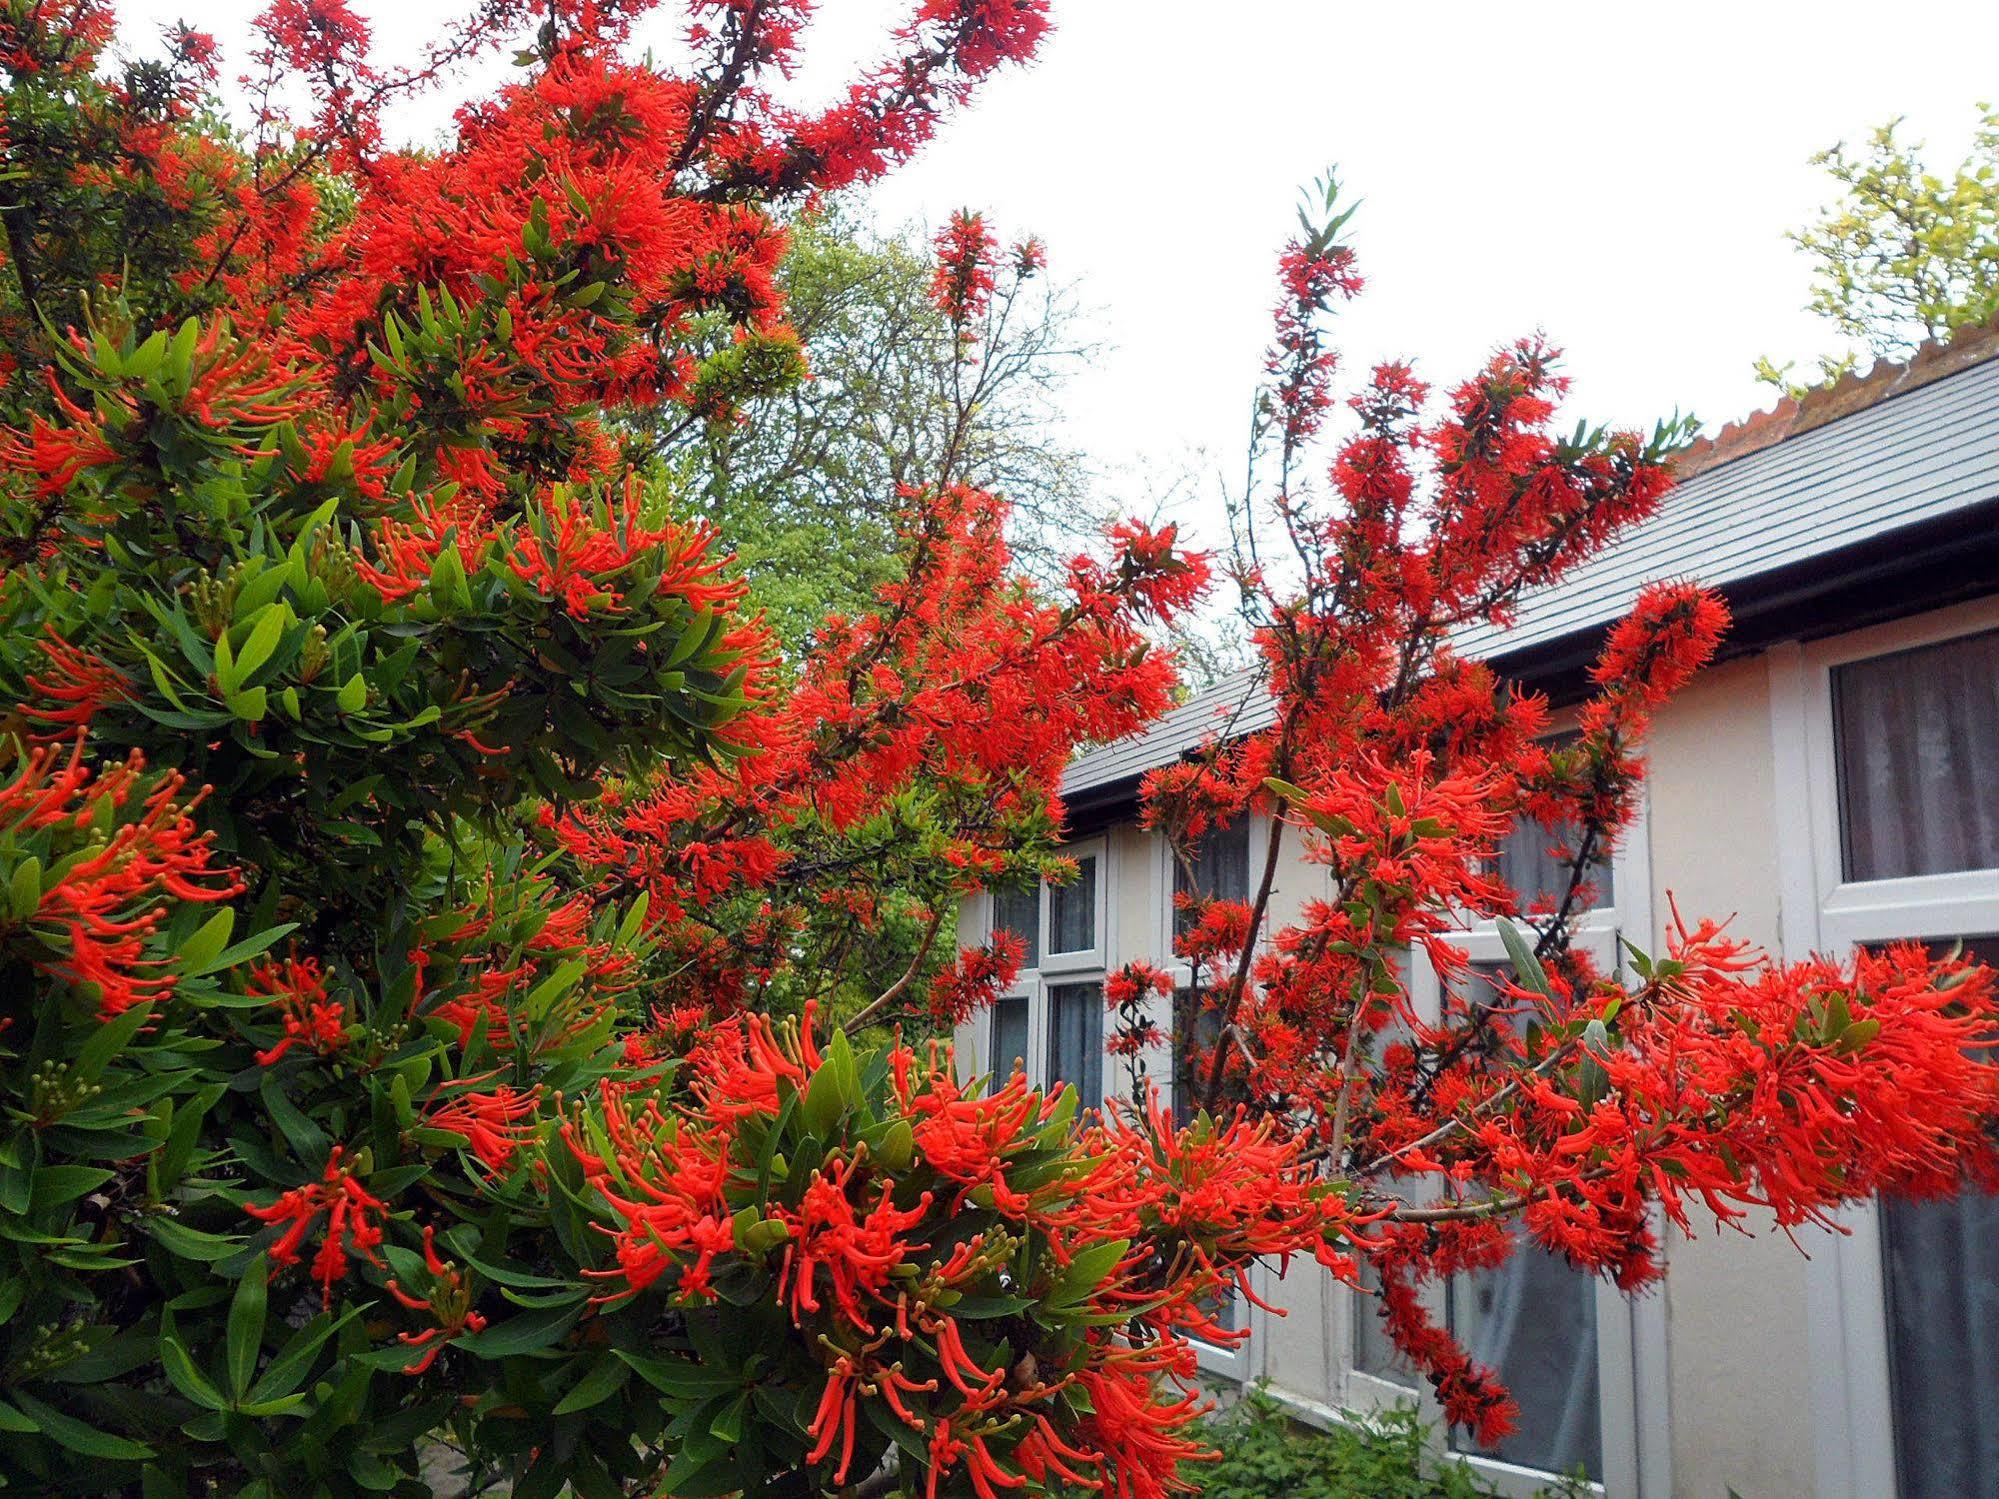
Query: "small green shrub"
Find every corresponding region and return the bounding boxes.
[1185,1387,1587,1499]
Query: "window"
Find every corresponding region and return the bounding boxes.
[971,840,1109,1112]
[990,994,1029,1079]
[1391,793,1652,1494]
[1169,817,1251,1125]
[1833,628,1999,882]
[1443,963,1603,1482]
[1049,855,1099,955]
[1171,986,1223,1127]
[1494,734,1614,915]
[1352,1261,1416,1385]
[1778,604,1999,1499]
[1449,1227,1603,1482]
[1881,1187,1999,1498]
[1174,817,1251,938]
[1046,981,1104,1113]
[993,887,1040,969]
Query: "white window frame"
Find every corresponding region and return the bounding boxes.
[1772,597,1999,1499]
[1379,778,1662,1498]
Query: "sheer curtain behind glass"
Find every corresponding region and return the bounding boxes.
[1446,964,1603,1481]
[1833,626,1999,1498]
[1834,628,1999,882]
[989,995,1029,1079]
[1049,856,1097,954]
[1872,939,1999,1499]
[1046,982,1102,1112]
[1449,1224,1602,1482]
[1884,1191,1999,1498]
[1496,734,1614,915]
[992,887,1040,969]
[1173,819,1250,940]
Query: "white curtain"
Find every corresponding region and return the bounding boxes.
[1046,981,1102,1112]
[989,995,1029,1078]
[1049,854,1098,954]
[1883,1165,1999,1496]
[1833,628,1999,882]
[1450,1228,1602,1482]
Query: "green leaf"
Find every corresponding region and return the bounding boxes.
[10,1389,154,1460]
[552,1354,631,1414]
[234,605,289,682]
[336,673,367,713]
[146,1216,242,1262]
[226,1255,268,1398]
[1045,1237,1129,1307]
[613,1350,741,1398]
[257,1075,331,1162]
[455,1301,580,1359]
[10,855,42,920]
[176,908,235,977]
[159,1334,231,1411]
[1496,917,1554,1001]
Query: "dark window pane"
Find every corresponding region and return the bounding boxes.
[1047,981,1103,1112]
[1498,735,1613,915]
[1353,1259,1416,1385]
[1171,986,1224,1128]
[993,887,1040,970]
[1171,983,1238,1337]
[1049,855,1098,954]
[1884,1189,1999,1499]
[990,995,1029,1079]
[1174,818,1251,940]
[1881,932,1999,1498]
[1449,1226,1602,1481]
[1834,628,1999,882]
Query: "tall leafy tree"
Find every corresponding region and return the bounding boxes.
[1758,104,1999,395]
[652,205,1103,653]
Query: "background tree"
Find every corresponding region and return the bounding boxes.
[1757,104,1999,396]
[652,204,1107,653]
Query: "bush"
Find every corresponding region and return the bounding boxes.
[1185,1388,1586,1499]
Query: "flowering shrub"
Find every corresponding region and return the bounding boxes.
[0,6,1995,1499]
[1136,174,1999,1444]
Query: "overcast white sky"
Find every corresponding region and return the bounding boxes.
[118,0,1999,550]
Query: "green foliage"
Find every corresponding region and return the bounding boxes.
[1186,1389,1584,1499]
[658,207,1104,653]
[1758,104,1999,397]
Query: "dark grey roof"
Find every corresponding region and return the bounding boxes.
[1065,349,1999,799]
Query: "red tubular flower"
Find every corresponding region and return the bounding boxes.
[386,1224,489,1375]
[0,740,241,1019]
[242,1146,390,1304]
[249,955,346,1065]
[18,631,132,738]
[930,208,998,332]
[928,930,1024,1025]
[421,1082,542,1175]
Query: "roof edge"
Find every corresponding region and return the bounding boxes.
[1673,315,1999,483]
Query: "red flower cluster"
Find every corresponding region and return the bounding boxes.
[385,1224,489,1374]
[243,1146,390,1304]
[930,208,998,330]
[249,955,346,1065]
[1129,179,1999,1446]
[571,1014,1360,1499]
[0,740,240,1019]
